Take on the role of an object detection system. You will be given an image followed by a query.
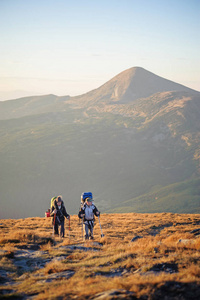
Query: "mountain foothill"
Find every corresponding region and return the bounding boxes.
[0,67,200,219]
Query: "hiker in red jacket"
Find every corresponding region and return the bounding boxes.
[50,196,70,237]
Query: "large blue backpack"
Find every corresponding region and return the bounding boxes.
[81,192,93,205]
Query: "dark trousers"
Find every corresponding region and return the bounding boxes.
[84,220,94,239]
[54,219,65,237]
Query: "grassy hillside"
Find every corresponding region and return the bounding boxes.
[1,106,198,218]
[107,179,200,214]
[0,94,70,120]
[0,213,200,299]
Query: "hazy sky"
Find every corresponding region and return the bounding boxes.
[0,0,199,100]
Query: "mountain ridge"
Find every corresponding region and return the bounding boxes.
[67,67,199,108]
[0,67,199,218]
[0,67,199,121]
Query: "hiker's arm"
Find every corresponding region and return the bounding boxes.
[78,208,84,219]
[50,206,57,217]
[63,206,70,219]
[94,206,100,216]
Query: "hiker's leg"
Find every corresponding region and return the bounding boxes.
[89,222,94,239]
[84,223,89,239]
[60,220,65,237]
[90,225,94,239]
[88,221,94,239]
[54,223,59,235]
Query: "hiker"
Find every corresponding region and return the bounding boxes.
[50,196,70,237]
[78,197,100,240]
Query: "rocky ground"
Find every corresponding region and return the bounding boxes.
[0,213,200,299]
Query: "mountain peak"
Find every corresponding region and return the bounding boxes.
[75,66,198,107]
[103,67,197,103]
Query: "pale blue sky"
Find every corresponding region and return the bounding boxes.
[0,0,199,100]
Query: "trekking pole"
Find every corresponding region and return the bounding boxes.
[79,204,81,225]
[53,213,56,236]
[98,216,104,237]
[82,218,84,241]
[68,218,70,239]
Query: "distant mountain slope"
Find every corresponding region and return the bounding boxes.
[0,67,199,218]
[107,178,200,214]
[0,94,70,120]
[68,67,198,107]
[0,67,198,120]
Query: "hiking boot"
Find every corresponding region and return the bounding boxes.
[85,234,89,240]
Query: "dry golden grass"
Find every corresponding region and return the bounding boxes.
[0,213,200,299]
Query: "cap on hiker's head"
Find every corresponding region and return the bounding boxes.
[57,196,62,202]
[86,197,92,202]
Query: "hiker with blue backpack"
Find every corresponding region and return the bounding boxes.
[50,196,70,237]
[78,193,100,240]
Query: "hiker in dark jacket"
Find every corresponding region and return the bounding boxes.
[50,196,70,237]
[78,197,100,240]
